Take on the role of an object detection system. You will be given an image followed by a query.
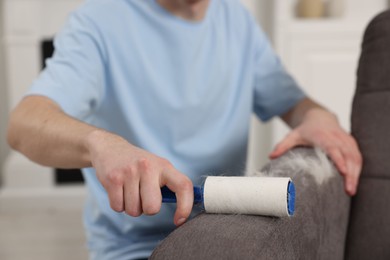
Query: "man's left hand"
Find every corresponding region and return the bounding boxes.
[270,101,362,196]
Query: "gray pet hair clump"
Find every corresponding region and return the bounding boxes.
[151,147,350,260]
[257,147,335,185]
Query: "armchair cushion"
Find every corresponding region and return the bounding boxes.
[345,10,390,259]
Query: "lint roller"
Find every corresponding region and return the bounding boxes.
[161,176,295,217]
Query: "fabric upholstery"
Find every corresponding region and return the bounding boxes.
[345,10,390,259]
[151,148,350,260]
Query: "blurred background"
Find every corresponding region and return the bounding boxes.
[0,0,388,259]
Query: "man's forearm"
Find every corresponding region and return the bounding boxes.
[281,98,334,129]
[8,95,194,223]
[7,95,103,168]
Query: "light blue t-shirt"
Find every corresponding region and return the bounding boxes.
[28,0,305,258]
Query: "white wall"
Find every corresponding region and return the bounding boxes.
[241,0,274,36]
[2,0,84,190]
[240,0,275,174]
[0,0,9,186]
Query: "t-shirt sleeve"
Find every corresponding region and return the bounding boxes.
[252,25,306,122]
[26,10,106,120]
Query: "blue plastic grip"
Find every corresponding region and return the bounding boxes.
[287,181,295,216]
[161,186,203,204]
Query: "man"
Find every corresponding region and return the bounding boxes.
[7,0,362,259]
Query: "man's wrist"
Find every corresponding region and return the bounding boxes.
[281,98,324,128]
[83,128,133,163]
[303,107,339,125]
[83,128,111,163]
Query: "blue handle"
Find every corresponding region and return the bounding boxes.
[287,181,295,216]
[161,186,203,204]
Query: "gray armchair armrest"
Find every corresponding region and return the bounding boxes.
[345,10,390,259]
[151,147,350,260]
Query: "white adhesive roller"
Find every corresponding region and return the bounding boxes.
[161,176,295,217]
[203,177,294,217]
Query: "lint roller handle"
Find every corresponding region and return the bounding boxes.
[161,186,203,204]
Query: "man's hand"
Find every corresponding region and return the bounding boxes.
[270,99,363,196]
[85,130,194,226]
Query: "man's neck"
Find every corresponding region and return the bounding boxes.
[156,0,210,21]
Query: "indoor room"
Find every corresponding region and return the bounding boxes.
[0,0,389,259]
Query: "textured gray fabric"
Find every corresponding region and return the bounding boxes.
[350,94,390,176]
[346,180,390,259]
[151,148,350,260]
[345,10,390,260]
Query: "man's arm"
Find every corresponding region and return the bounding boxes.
[7,95,193,226]
[270,97,362,196]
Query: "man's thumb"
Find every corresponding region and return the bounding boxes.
[269,131,303,159]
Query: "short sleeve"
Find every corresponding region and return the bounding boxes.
[26,10,106,120]
[252,26,306,122]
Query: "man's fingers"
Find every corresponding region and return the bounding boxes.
[337,134,363,195]
[104,172,125,212]
[326,146,348,175]
[344,160,359,195]
[139,159,162,216]
[269,131,305,159]
[340,143,362,196]
[123,171,142,217]
[161,166,193,226]
[325,143,355,195]
[326,139,362,196]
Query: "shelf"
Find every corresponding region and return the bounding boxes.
[277,18,372,34]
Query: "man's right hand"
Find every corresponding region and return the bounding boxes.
[85,130,194,226]
[8,96,193,226]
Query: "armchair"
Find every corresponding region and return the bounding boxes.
[150,10,390,260]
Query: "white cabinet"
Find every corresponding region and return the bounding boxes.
[269,0,388,147]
